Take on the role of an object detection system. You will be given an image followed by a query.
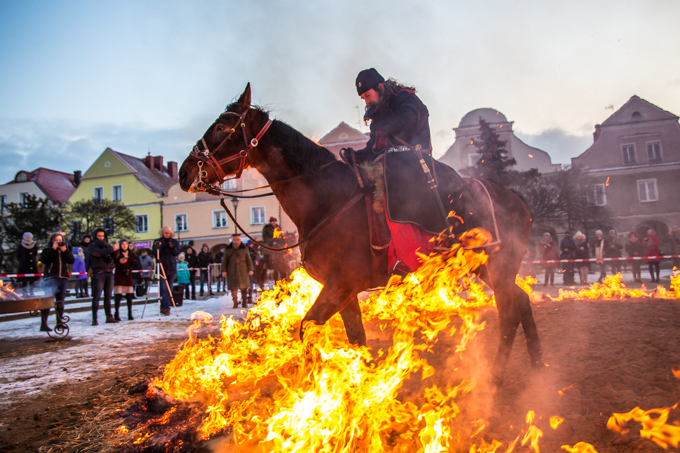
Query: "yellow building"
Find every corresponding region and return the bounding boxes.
[162,168,294,253]
[66,148,178,246]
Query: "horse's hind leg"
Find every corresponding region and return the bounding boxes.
[339,298,366,346]
[515,285,543,369]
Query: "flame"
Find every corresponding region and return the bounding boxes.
[0,280,20,300]
[561,442,599,452]
[528,154,533,158]
[273,227,283,239]
[672,369,680,378]
[550,415,564,429]
[605,177,610,186]
[117,425,129,434]
[607,403,680,449]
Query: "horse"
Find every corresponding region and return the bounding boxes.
[179,84,543,384]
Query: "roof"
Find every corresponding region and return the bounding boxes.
[108,148,176,196]
[600,95,678,128]
[319,122,369,145]
[458,108,509,128]
[6,168,76,203]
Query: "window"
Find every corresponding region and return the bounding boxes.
[94,187,104,201]
[251,206,266,226]
[102,217,115,237]
[587,184,606,206]
[222,179,237,191]
[112,185,122,202]
[213,210,228,229]
[19,192,30,206]
[135,214,149,233]
[175,213,188,232]
[621,144,636,164]
[468,153,482,167]
[647,142,662,162]
[0,195,6,212]
[637,179,658,202]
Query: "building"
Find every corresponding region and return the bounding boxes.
[571,95,680,243]
[438,108,560,173]
[66,148,177,244]
[0,168,79,212]
[161,168,295,253]
[318,122,369,160]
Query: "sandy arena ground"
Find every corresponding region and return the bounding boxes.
[0,280,678,452]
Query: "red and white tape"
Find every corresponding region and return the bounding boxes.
[522,255,680,265]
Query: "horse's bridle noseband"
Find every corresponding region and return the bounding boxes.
[191,110,272,191]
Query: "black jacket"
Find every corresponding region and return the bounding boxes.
[197,250,213,269]
[185,251,199,269]
[16,243,39,274]
[152,237,181,273]
[88,240,116,272]
[40,243,75,279]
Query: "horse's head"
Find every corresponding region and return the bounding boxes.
[179,83,270,193]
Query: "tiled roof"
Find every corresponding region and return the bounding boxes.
[108,148,176,196]
[6,168,76,203]
[601,95,678,127]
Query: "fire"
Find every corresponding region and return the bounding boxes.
[605,177,610,186]
[154,229,531,450]
[607,403,680,449]
[550,415,564,429]
[273,227,284,239]
[561,442,599,452]
[0,280,21,300]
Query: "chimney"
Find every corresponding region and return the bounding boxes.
[593,124,602,143]
[167,161,178,180]
[73,170,82,186]
[144,153,154,170]
[155,156,164,172]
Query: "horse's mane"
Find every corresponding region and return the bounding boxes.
[223,103,337,177]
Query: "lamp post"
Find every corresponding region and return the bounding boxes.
[230,197,239,235]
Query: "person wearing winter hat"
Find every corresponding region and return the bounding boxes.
[73,247,89,298]
[39,232,74,331]
[197,243,213,296]
[592,230,607,283]
[15,232,39,298]
[88,228,119,325]
[113,239,136,321]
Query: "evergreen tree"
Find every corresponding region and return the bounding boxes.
[463,117,516,183]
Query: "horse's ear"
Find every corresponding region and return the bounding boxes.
[236,83,251,113]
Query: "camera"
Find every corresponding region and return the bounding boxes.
[58,241,66,247]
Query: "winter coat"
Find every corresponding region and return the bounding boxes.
[604,235,623,258]
[138,254,155,278]
[197,250,213,271]
[222,243,253,290]
[80,236,92,269]
[625,240,644,261]
[73,256,88,280]
[575,241,591,269]
[185,249,199,270]
[539,239,557,269]
[151,236,180,273]
[642,234,661,263]
[40,243,75,279]
[114,250,136,287]
[15,242,39,276]
[88,240,116,272]
[592,237,606,259]
[668,231,680,255]
[176,262,190,285]
[559,236,577,270]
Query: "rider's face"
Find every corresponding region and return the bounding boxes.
[360,88,380,107]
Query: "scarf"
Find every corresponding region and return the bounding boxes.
[21,239,36,249]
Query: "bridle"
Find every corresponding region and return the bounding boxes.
[190,110,272,191]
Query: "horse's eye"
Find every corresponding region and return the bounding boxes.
[216,124,225,132]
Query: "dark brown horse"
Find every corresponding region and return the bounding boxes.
[179,84,543,384]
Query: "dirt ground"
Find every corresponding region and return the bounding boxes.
[1,297,679,452]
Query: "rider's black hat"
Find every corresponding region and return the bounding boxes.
[356,68,385,96]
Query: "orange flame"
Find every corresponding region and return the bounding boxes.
[561,442,599,452]
[550,415,564,429]
[607,403,680,449]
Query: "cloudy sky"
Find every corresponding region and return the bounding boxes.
[1,0,679,183]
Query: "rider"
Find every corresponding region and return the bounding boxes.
[342,68,476,276]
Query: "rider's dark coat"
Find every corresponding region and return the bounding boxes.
[357,88,474,235]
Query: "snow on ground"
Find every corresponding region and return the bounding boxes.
[0,294,245,406]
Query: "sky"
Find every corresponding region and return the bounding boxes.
[1,0,679,183]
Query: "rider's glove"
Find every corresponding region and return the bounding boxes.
[340,147,355,163]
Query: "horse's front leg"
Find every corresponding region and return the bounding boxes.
[300,272,365,346]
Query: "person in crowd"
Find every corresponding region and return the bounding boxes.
[15,232,39,298]
[539,232,557,286]
[138,249,154,293]
[88,228,118,325]
[213,246,226,292]
[592,230,607,283]
[39,232,74,331]
[574,232,590,285]
[625,232,644,283]
[197,243,213,297]
[605,229,623,275]
[113,239,136,321]
[152,227,180,315]
[80,234,92,297]
[262,216,279,278]
[559,230,576,285]
[73,247,88,297]
[642,228,661,283]
[246,241,261,302]
[222,234,253,309]
[668,225,680,270]
[184,246,198,300]
[176,253,191,300]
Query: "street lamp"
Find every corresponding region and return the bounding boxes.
[230,197,239,235]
